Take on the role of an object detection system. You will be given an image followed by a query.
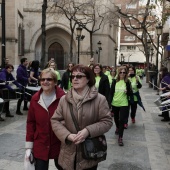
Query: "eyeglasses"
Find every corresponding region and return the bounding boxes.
[70,75,86,79]
[40,78,54,82]
[68,65,73,68]
[119,72,126,74]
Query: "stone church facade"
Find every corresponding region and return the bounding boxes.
[0,0,118,70]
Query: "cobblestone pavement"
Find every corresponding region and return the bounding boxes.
[0,78,170,170]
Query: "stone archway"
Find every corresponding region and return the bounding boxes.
[48,42,64,70]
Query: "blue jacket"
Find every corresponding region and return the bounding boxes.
[0,69,21,90]
[16,64,29,86]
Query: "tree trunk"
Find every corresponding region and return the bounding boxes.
[41,0,47,69]
[90,32,93,58]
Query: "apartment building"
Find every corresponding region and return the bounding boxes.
[114,0,162,68]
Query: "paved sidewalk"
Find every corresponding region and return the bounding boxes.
[0,78,170,170]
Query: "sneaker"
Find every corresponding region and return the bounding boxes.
[115,128,119,135]
[124,124,128,129]
[118,137,124,146]
[132,118,135,124]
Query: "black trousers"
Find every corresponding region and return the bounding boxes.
[162,110,170,120]
[35,158,62,170]
[112,106,129,138]
[129,101,138,119]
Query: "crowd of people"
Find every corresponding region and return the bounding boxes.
[1,57,170,170]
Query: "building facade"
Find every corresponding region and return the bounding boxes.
[0,0,118,70]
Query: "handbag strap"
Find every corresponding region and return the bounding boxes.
[69,103,80,132]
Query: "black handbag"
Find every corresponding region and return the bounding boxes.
[69,104,107,160]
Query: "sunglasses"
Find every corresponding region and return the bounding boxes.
[119,72,126,74]
[40,78,54,82]
[70,75,86,79]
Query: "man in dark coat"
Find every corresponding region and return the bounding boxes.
[16,58,29,115]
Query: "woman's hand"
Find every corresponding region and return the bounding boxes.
[25,149,32,161]
[159,87,166,91]
[73,128,89,145]
[67,134,77,142]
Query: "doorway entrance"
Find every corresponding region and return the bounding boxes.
[48,42,64,70]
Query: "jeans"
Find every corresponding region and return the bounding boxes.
[35,158,62,170]
[149,74,157,89]
[112,106,129,138]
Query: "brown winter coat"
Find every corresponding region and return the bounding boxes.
[51,86,113,170]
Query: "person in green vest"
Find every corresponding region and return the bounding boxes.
[108,69,116,87]
[92,64,110,102]
[109,66,133,146]
[102,65,111,77]
[127,66,142,125]
[48,61,61,86]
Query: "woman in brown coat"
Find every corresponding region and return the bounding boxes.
[51,65,113,170]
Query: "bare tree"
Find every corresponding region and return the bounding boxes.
[72,0,108,58]
[108,0,163,82]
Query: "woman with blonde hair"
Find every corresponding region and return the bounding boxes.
[25,68,65,170]
[109,66,133,146]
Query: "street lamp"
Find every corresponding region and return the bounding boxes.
[76,26,83,64]
[96,41,102,63]
[156,23,163,70]
[0,0,6,68]
[120,53,125,65]
[114,48,118,67]
[150,48,154,63]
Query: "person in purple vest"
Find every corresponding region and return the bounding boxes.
[16,58,30,115]
[0,64,22,120]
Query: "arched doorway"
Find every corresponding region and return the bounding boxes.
[48,42,64,70]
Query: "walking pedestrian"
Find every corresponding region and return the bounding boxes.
[51,64,112,170]
[48,61,61,86]
[16,58,30,115]
[109,66,133,146]
[127,66,142,124]
[60,63,74,92]
[25,68,65,170]
[92,64,110,102]
[29,60,40,86]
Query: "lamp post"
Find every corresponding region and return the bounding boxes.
[114,48,118,67]
[150,48,154,63]
[97,41,102,63]
[76,26,84,64]
[147,40,152,85]
[1,0,6,68]
[156,23,163,71]
[120,53,125,65]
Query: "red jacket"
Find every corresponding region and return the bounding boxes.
[26,86,65,161]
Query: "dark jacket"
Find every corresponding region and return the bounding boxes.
[0,69,21,90]
[26,86,65,161]
[16,64,29,86]
[161,73,170,93]
[98,72,110,101]
[61,70,72,90]
[109,79,133,107]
